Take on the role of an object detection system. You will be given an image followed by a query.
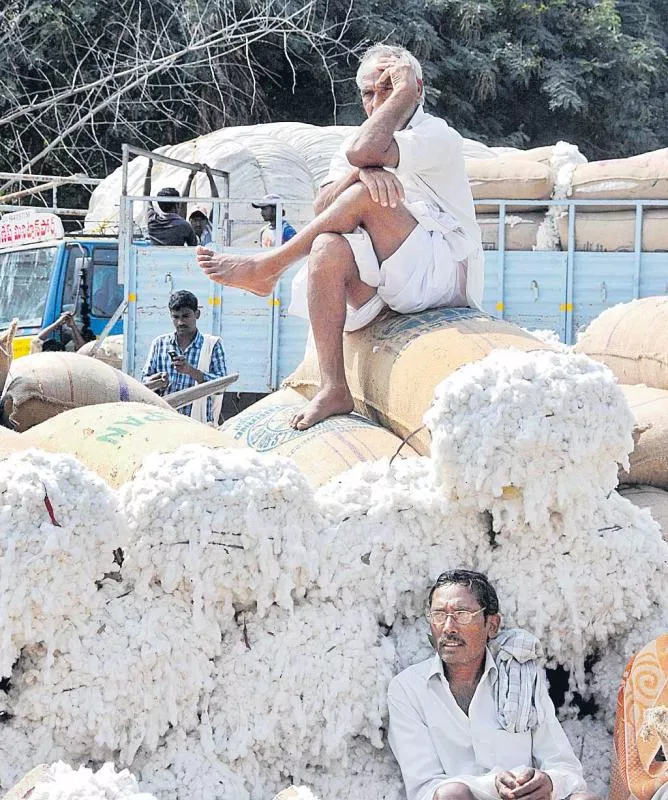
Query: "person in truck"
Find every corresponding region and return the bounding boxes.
[195,43,483,430]
[388,569,601,800]
[142,290,227,425]
[30,312,85,353]
[143,159,198,246]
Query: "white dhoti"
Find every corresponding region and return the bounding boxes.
[288,200,480,331]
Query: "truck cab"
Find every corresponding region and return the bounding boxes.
[0,211,122,357]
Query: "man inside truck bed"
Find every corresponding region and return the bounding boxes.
[196,43,483,430]
[143,159,198,247]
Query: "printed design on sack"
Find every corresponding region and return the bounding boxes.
[229,404,378,451]
[374,307,487,355]
[95,410,174,444]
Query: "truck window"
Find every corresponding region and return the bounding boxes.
[90,248,123,318]
[0,246,58,328]
[63,245,122,318]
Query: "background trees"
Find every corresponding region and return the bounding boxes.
[0,0,665,191]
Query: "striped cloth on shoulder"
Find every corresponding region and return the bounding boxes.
[489,627,546,734]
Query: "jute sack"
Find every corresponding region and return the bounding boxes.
[571,148,668,203]
[618,485,668,541]
[0,426,27,458]
[618,384,668,490]
[218,388,417,488]
[557,209,668,252]
[0,319,17,393]
[477,212,543,251]
[284,307,551,455]
[78,334,124,370]
[1,351,170,432]
[22,401,228,487]
[466,159,553,214]
[574,297,668,390]
[498,145,556,165]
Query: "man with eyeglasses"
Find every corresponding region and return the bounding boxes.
[388,569,600,800]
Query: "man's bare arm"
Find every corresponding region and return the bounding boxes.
[313,168,361,216]
[346,60,422,169]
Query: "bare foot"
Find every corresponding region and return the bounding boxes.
[196,246,277,296]
[290,385,354,430]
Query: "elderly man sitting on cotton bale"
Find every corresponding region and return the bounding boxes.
[196,43,483,430]
[388,569,601,800]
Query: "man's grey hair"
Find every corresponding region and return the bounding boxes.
[355,44,425,106]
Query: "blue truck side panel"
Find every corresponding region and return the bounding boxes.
[125,243,668,393]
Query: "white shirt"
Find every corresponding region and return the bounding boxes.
[388,650,587,800]
[325,106,484,309]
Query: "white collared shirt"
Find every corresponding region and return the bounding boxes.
[388,650,587,800]
[324,107,484,309]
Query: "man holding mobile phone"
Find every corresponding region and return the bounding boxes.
[142,290,227,424]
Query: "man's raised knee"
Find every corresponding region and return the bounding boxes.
[309,232,353,272]
[433,782,476,800]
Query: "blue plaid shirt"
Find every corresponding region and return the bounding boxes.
[142,331,227,422]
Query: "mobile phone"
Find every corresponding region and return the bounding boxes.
[168,349,178,361]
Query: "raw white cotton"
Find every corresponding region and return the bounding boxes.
[560,716,612,797]
[389,614,434,673]
[522,328,571,352]
[0,718,69,792]
[313,457,490,625]
[120,446,321,622]
[29,762,156,800]
[295,737,404,800]
[425,350,635,528]
[8,584,220,766]
[590,603,667,724]
[134,729,249,800]
[477,491,667,684]
[0,450,124,677]
[207,602,396,775]
[535,141,587,251]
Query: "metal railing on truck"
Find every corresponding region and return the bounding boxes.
[476,198,668,345]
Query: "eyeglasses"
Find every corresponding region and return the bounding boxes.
[425,608,486,626]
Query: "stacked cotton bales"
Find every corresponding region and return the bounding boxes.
[560,148,668,252]
[575,296,668,541]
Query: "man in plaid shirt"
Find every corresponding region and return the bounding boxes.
[142,290,227,424]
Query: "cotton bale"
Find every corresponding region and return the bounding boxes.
[218,388,417,488]
[465,158,554,213]
[77,334,123,371]
[476,212,544,251]
[208,603,395,774]
[618,486,668,541]
[119,445,321,620]
[284,307,552,455]
[0,450,124,677]
[618,384,668,489]
[312,457,489,625]
[0,352,170,432]
[557,209,668,252]
[574,297,668,391]
[21,402,229,487]
[7,586,220,767]
[425,350,634,527]
[571,148,668,205]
